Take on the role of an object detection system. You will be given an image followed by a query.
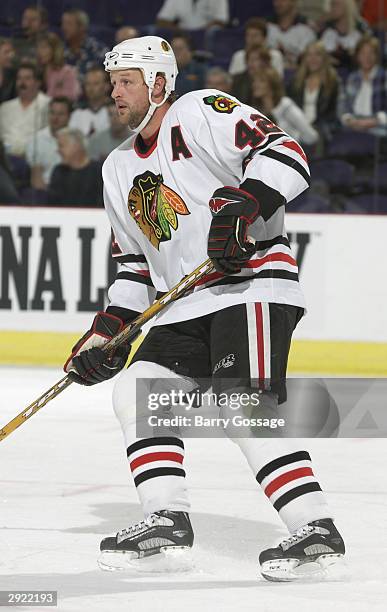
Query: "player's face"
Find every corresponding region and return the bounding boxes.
[110,69,149,129]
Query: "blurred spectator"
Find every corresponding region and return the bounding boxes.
[156,0,229,30]
[267,0,316,68]
[0,62,49,157]
[171,34,207,96]
[88,100,130,161]
[298,0,330,25]
[229,17,284,77]
[0,38,16,103]
[232,45,273,105]
[69,66,111,136]
[25,96,72,190]
[320,0,369,69]
[0,142,21,204]
[288,41,340,142]
[205,67,233,93]
[360,0,387,29]
[340,36,387,131]
[36,32,81,102]
[61,9,108,81]
[115,26,140,45]
[251,68,319,145]
[47,128,103,207]
[12,5,49,60]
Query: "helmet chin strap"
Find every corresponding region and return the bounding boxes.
[132,86,169,135]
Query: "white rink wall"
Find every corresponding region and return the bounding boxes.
[0,206,386,342]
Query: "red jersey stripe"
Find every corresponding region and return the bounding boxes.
[244,252,297,269]
[194,253,297,288]
[281,140,308,163]
[255,303,265,380]
[264,467,314,498]
[130,451,184,471]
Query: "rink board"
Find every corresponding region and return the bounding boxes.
[1,331,386,376]
[0,207,386,375]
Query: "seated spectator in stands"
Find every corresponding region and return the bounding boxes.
[115,26,139,45]
[171,34,207,96]
[229,17,284,77]
[251,68,319,146]
[47,128,103,207]
[0,142,21,204]
[36,32,81,102]
[0,62,49,157]
[205,67,233,93]
[298,0,330,27]
[88,100,129,161]
[232,45,273,105]
[69,66,111,136]
[267,0,316,68]
[361,0,387,30]
[12,5,49,61]
[340,36,387,132]
[25,96,72,191]
[156,0,229,30]
[0,38,16,103]
[288,41,340,142]
[61,9,108,81]
[320,0,369,69]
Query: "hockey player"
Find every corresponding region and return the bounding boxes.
[63,36,345,581]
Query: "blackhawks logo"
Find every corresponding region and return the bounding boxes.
[128,171,190,249]
[203,94,240,114]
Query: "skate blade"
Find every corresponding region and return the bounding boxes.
[261,554,348,582]
[98,546,193,573]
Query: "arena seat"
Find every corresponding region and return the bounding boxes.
[309,159,355,194]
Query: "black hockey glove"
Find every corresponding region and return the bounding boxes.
[207,186,259,274]
[64,312,131,386]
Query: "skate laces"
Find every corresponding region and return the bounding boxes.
[118,513,159,538]
[280,524,315,550]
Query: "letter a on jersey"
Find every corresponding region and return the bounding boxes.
[128,171,190,249]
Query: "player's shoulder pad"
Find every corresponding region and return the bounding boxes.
[169,89,242,120]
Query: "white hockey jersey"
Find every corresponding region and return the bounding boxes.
[102,89,309,325]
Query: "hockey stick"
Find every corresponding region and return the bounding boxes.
[0,258,215,443]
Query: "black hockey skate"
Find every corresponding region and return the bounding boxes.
[259,518,346,582]
[98,510,194,572]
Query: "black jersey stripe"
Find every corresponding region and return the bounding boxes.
[127,437,184,457]
[116,271,154,287]
[261,149,310,186]
[242,133,285,172]
[113,254,147,263]
[134,467,186,487]
[273,482,322,511]
[256,451,311,483]
[206,269,299,290]
[255,236,290,250]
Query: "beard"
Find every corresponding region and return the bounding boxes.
[120,104,148,130]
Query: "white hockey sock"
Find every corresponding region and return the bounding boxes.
[126,436,190,516]
[112,360,194,516]
[235,438,331,533]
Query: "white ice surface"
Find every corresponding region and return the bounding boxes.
[0,367,386,612]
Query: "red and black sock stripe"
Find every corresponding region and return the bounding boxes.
[256,450,322,512]
[127,437,185,487]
